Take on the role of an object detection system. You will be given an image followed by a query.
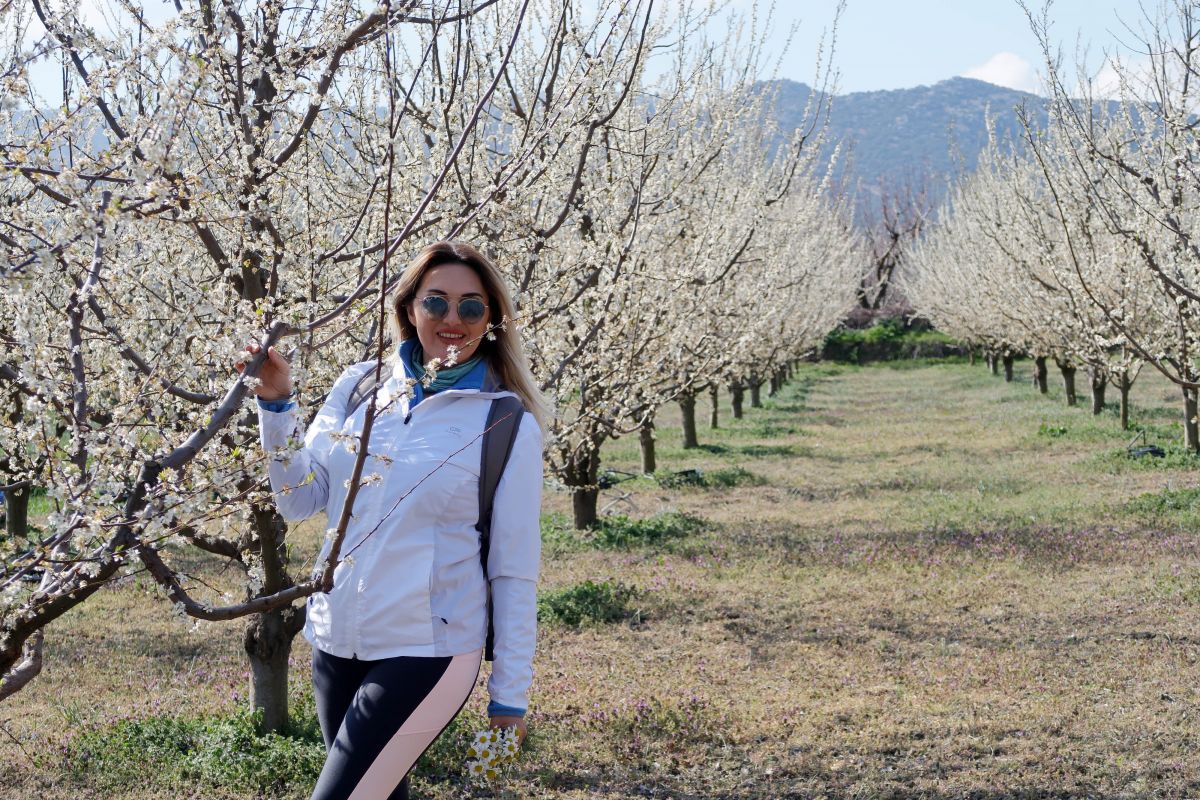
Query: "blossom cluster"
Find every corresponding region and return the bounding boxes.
[905,6,1200,445]
[464,726,521,783]
[0,0,863,700]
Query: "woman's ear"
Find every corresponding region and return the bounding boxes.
[405,300,416,328]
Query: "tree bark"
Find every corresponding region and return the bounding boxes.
[3,485,30,539]
[570,448,602,529]
[679,391,699,449]
[988,352,999,375]
[1034,356,1048,394]
[639,419,656,475]
[730,382,745,419]
[969,348,976,366]
[1002,353,1014,382]
[749,378,763,408]
[709,383,719,429]
[1184,387,1199,453]
[1057,360,1077,406]
[244,607,301,735]
[242,501,305,735]
[1090,371,1107,415]
[1118,372,1131,431]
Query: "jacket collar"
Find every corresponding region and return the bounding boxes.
[397,338,500,405]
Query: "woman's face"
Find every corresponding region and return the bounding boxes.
[406,262,491,364]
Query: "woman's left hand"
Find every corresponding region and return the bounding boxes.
[489,715,527,744]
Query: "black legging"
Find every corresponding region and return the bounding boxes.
[310,648,481,800]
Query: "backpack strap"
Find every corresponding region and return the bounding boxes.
[345,365,386,419]
[476,395,525,662]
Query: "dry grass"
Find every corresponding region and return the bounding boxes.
[5,360,1200,798]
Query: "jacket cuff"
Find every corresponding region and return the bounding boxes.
[487,701,526,718]
[257,396,295,413]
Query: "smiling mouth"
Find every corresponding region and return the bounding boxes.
[438,332,465,340]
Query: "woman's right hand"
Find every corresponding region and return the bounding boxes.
[235,343,292,400]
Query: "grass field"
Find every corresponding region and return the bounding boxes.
[5,360,1200,798]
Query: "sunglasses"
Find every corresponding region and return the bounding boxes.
[415,294,489,324]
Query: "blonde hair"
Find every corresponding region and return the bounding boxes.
[388,241,550,431]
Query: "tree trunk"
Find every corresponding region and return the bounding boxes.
[679,391,699,449]
[1184,387,1199,453]
[1090,371,1107,415]
[3,485,30,539]
[709,384,719,429]
[749,378,763,409]
[244,609,301,735]
[1034,356,1048,394]
[1118,372,1131,431]
[639,419,656,475]
[243,502,304,735]
[1057,360,1077,406]
[730,382,745,419]
[572,487,599,530]
[570,448,602,529]
[989,352,999,376]
[1002,353,1014,382]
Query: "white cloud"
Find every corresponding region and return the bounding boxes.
[961,52,1041,94]
[1088,55,1155,100]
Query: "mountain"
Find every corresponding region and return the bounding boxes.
[766,77,1049,209]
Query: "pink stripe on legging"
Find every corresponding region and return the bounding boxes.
[346,649,482,800]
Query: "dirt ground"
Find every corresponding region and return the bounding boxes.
[4,360,1200,799]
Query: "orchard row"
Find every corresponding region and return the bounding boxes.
[0,2,861,708]
[906,3,1200,440]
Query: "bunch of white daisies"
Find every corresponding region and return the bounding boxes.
[465,726,521,782]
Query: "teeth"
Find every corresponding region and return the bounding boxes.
[440,333,464,339]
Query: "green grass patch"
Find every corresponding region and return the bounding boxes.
[27,487,57,517]
[541,511,582,555]
[747,419,797,437]
[1093,444,1200,472]
[538,579,638,627]
[544,511,708,550]
[1152,572,1200,604]
[1033,420,1127,444]
[64,708,326,795]
[878,355,972,370]
[653,466,765,489]
[590,512,706,548]
[60,689,488,796]
[705,467,766,487]
[1124,487,1200,520]
[1038,422,1070,439]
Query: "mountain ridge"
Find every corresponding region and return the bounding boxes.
[766,76,1048,208]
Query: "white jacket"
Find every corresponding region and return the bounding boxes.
[257,359,542,712]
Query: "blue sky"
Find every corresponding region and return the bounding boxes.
[27,1,1152,100]
[759,0,1151,94]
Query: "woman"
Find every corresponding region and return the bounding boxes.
[242,241,546,799]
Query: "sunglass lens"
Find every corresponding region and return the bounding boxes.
[420,295,449,319]
[459,299,487,324]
